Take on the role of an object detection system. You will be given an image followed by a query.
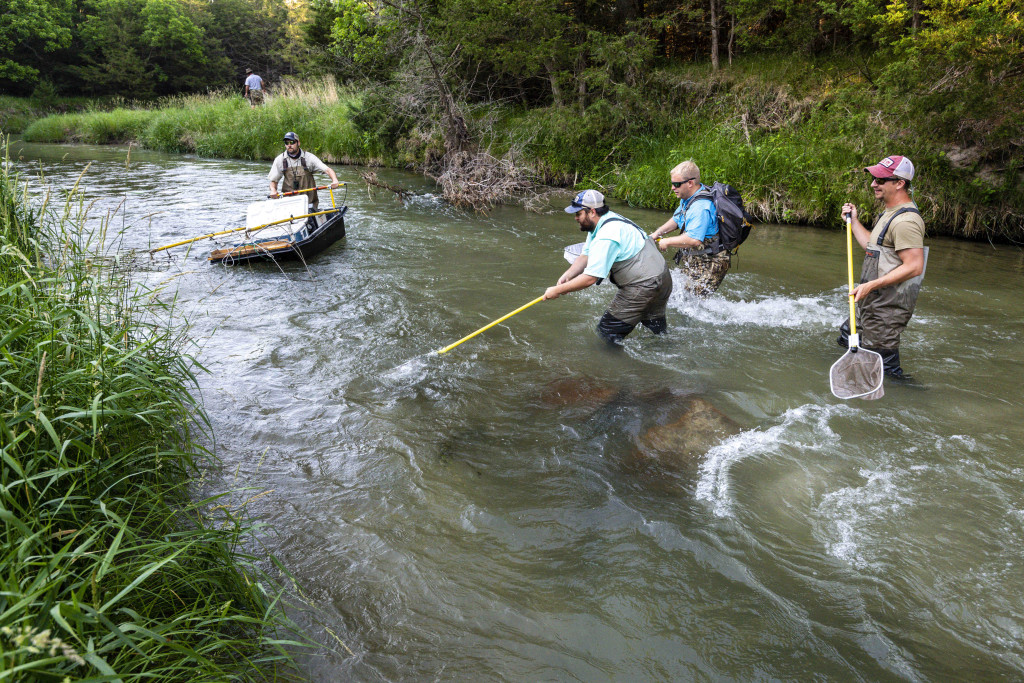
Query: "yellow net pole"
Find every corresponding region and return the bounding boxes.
[846,215,857,338]
[436,296,546,355]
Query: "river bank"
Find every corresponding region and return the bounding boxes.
[6,60,1023,241]
[0,146,300,679]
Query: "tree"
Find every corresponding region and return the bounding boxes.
[0,0,73,89]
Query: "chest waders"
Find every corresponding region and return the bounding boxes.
[595,218,673,343]
[281,153,318,210]
[838,206,929,377]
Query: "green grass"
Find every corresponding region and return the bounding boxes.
[13,63,1024,239]
[0,141,302,680]
[22,85,369,164]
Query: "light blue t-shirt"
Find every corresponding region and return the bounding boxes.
[582,211,648,280]
[244,74,263,91]
[672,185,717,241]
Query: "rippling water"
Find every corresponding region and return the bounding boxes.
[11,141,1024,681]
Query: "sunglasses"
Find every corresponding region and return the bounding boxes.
[284,140,298,145]
[871,176,900,184]
[671,177,697,188]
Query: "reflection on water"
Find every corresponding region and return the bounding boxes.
[11,141,1024,681]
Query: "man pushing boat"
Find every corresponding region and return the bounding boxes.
[268,132,341,211]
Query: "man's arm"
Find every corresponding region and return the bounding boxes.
[658,232,704,251]
[852,247,924,301]
[557,253,588,284]
[544,274,598,300]
[649,217,679,240]
[325,166,340,189]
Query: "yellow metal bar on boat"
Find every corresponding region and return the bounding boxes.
[273,183,346,199]
[436,296,546,355]
[148,208,338,254]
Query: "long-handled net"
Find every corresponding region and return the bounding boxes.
[830,216,884,400]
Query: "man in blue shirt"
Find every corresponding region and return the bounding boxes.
[545,189,672,343]
[650,160,731,297]
[244,68,264,107]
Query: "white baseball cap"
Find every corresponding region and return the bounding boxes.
[564,189,605,213]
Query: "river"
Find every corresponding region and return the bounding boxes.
[10,141,1024,681]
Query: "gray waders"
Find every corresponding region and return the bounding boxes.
[596,218,673,344]
[837,207,928,378]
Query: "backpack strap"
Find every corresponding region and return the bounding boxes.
[876,206,921,245]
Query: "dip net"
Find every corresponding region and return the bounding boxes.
[830,348,884,400]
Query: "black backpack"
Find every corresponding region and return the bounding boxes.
[691,182,756,254]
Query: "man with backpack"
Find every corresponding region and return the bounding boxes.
[545,190,672,344]
[650,161,731,297]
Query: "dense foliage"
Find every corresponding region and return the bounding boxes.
[2,0,1021,231]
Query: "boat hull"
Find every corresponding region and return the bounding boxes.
[209,206,347,265]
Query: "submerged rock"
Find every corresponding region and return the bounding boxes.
[540,376,617,408]
[632,396,740,471]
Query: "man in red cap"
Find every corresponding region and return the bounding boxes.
[837,155,928,380]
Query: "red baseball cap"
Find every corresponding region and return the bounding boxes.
[864,155,915,181]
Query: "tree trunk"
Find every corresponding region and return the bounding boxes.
[910,0,921,30]
[710,0,720,70]
[545,60,564,107]
[576,52,587,114]
[728,13,735,66]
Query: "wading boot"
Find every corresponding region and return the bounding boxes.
[597,312,635,345]
[641,316,668,335]
[876,348,912,381]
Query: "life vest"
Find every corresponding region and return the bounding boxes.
[857,205,929,349]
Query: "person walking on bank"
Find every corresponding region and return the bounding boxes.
[649,161,730,297]
[837,155,927,380]
[243,68,264,107]
[268,132,340,211]
[545,190,672,344]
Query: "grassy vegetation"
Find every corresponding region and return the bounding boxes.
[10,63,1023,240]
[0,143,301,679]
[19,79,368,164]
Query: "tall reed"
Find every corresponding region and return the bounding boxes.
[0,141,301,680]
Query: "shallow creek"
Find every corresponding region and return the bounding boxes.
[12,141,1024,681]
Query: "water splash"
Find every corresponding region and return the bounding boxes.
[815,467,912,569]
[696,403,851,517]
[669,276,841,328]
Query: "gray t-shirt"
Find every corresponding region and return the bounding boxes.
[244,74,263,91]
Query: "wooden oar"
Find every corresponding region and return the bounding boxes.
[436,296,545,355]
[148,208,338,254]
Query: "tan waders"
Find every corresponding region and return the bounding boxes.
[280,153,319,210]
